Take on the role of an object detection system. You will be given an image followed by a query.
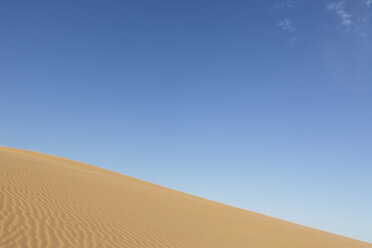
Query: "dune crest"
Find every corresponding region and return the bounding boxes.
[0,147,371,248]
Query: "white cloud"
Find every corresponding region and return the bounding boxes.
[277,18,296,32]
[327,1,352,27]
[362,0,372,7]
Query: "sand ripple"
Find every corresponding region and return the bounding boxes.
[0,147,371,248]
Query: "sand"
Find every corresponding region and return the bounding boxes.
[0,147,371,248]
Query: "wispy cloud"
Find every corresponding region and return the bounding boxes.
[275,1,301,44]
[326,1,352,27]
[326,1,371,36]
[362,0,372,7]
[277,18,296,32]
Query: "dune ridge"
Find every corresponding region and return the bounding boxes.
[0,147,371,248]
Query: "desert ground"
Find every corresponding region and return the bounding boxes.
[0,147,371,248]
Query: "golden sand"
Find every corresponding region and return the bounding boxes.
[0,147,370,247]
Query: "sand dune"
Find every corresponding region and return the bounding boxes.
[0,147,370,248]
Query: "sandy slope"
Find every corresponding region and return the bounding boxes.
[0,147,370,248]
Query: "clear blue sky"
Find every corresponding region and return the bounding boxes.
[1,0,371,243]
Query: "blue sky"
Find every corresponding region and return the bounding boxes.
[1,0,372,243]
